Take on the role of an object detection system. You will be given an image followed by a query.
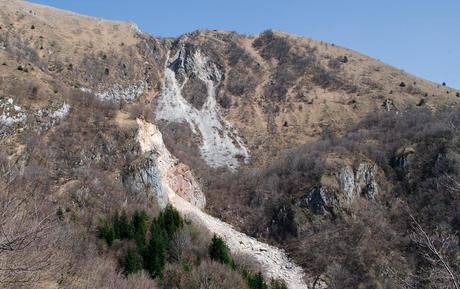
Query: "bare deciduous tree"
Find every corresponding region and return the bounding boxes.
[170,228,191,262]
[410,213,459,289]
[0,158,57,287]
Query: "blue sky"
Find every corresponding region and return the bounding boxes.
[30,0,460,88]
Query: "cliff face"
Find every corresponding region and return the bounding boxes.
[1,1,460,289]
[133,118,206,209]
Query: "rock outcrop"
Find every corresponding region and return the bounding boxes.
[123,153,169,208]
[337,162,379,201]
[167,163,206,208]
[298,186,335,215]
[394,146,416,171]
[0,97,70,136]
[133,118,206,209]
[296,160,381,216]
[81,81,146,102]
[355,162,379,199]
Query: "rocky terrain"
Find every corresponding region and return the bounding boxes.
[133,116,305,287]
[1,1,459,289]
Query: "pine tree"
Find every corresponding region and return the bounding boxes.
[132,210,149,250]
[118,210,134,239]
[144,223,167,278]
[112,211,121,240]
[209,234,231,265]
[121,247,143,275]
[157,204,183,241]
[247,272,268,289]
[97,219,115,246]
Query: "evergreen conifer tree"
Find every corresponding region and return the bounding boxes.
[209,234,231,265]
[144,222,167,278]
[112,211,121,239]
[121,247,143,275]
[132,210,149,250]
[117,210,134,239]
[247,272,268,289]
[97,219,115,246]
[157,204,183,241]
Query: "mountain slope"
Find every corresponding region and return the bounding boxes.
[1,1,459,289]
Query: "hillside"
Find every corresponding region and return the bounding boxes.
[1,1,459,289]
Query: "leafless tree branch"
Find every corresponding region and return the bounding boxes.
[409,212,459,289]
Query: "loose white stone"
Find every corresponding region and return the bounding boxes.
[156,47,250,170]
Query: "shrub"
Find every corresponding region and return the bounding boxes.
[270,279,288,289]
[311,66,345,90]
[269,201,298,241]
[328,56,348,69]
[209,234,231,265]
[169,228,192,262]
[56,207,64,220]
[399,82,406,87]
[31,86,38,96]
[226,42,252,66]
[218,94,232,109]
[181,77,208,109]
[264,79,289,102]
[183,261,249,289]
[253,30,291,62]
[456,92,459,97]
[227,68,258,97]
[162,263,183,288]
[417,98,426,106]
